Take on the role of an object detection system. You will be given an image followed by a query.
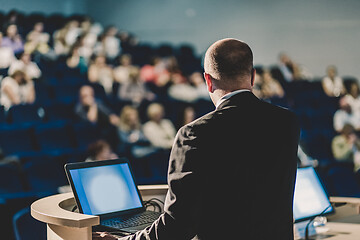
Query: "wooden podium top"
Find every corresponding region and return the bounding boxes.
[31,192,100,228]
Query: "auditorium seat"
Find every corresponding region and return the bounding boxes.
[43,103,75,122]
[13,207,46,240]
[34,121,76,155]
[7,104,45,126]
[326,166,360,198]
[0,161,25,193]
[72,122,101,151]
[0,125,37,157]
[23,157,67,192]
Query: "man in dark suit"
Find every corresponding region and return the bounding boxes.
[98,38,300,240]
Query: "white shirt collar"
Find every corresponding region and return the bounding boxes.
[215,89,251,108]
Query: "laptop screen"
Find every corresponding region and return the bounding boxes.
[293,167,333,222]
[68,161,143,216]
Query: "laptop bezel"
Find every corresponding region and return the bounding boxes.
[64,158,146,219]
[293,166,335,223]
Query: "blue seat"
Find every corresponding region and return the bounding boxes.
[44,103,75,122]
[13,207,46,240]
[23,157,67,192]
[7,104,45,126]
[0,125,37,157]
[326,166,360,197]
[53,84,82,104]
[0,161,25,193]
[72,122,101,151]
[34,121,76,155]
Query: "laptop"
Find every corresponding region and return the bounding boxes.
[64,158,162,234]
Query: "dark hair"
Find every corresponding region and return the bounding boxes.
[87,140,110,159]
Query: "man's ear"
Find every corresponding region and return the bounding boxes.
[250,68,256,87]
[204,72,214,93]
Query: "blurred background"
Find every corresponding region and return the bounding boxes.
[1,0,360,239]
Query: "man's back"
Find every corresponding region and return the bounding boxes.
[170,92,299,239]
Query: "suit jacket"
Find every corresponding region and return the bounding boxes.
[121,91,300,240]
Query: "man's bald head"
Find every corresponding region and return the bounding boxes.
[204,38,253,89]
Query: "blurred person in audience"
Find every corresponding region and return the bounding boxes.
[118,68,155,106]
[188,71,211,101]
[277,52,312,82]
[322,65,345,97]
[332,124,360,171]
[260,69,284,99]
[343,79,360,116]
[24,22,50,55]
[114,54,139,84]
[252,72,263,99]
[0,32,15,72]
[75,85,119,126]
[65,44,88,74]
[94,26,121,60]
[117,105,155,157]
[140,56,170,86]
[168,72,198,103]
[1,24,24,54]
[88,54,114,94]
[85,139,118,162]
[143,103,176,149]
[8,51,41,80]
[53,20,81,55]
[333,97,360,132]
[176,105,196,130]
[0,70,35,110]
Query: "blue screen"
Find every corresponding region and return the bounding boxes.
[293,167,333,222]
[69,163,143,215]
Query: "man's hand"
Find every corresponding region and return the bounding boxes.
[92,232,119,240]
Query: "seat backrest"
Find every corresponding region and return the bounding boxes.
[13,207,46,240]
[7,104,45,125]
[0,125,36,156]
[0,161,25,193]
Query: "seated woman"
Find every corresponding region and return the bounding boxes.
[117,68,155,106]
[260,70,284,99]
[1,24,24,54]
[8,52,42,80]
[24,22,50,55]
[322,65,345,97]
[88,54,114,95]
[85,139,118,162]
[0,70,35,110]
[113,54,139,84]
[117,105,155,158]
[143,103,176,150]
[332,124,360,171]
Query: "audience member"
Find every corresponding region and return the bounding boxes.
[1,24,24,54]
[322,65,345,97]
[168,72,198,102]
[143,103,176,149]
[65,44,88,75]
[276,53,312,82]
[118,68,155,106]
[117,105,155,157]
[8,52,41,80]
[24,22,50,55]
[343,79,360,116]
[332,124,360,171]
[188,71,211,101]
[333,97,360,132]
[88,55,114,94]
[113,54,139,84]
[85,139,118,162]
[260,69,284,99]
[0,32,15,72]
[0,70,35,110]
[94,26,120,60]
[175,105,196,130]
[75,85,119,125]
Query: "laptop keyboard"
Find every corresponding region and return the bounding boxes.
[103,211,161,229]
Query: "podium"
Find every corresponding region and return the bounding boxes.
[31,185,168,240]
